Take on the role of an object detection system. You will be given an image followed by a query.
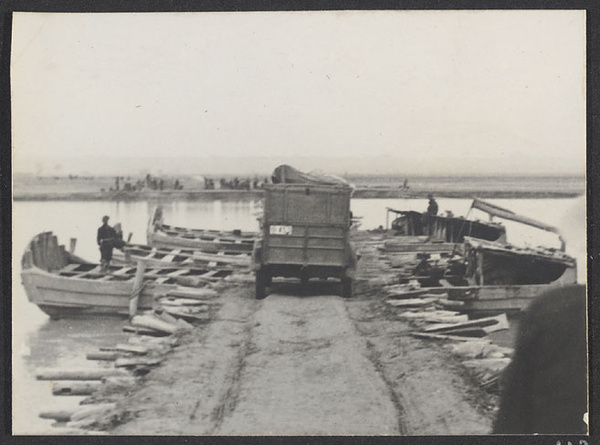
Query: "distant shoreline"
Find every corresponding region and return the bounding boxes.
[12,188,583,201]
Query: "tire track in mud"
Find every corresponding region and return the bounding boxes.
[214,293,401,435]
[111,291,259,435]
[345,297,493,435]
[361,336,409,435]
[205,312,255,434]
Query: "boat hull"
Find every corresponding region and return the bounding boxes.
[390,210,506,243]
[148,230,255,252]
[21,269,162,318]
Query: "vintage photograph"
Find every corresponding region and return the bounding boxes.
[10,10,587,435]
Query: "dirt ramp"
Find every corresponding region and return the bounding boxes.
[215,294,400,435]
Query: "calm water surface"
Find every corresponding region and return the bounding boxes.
[12,197,585,434]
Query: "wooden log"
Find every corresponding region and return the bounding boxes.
[39,409,76,422]
[114,357,163,368]
[131,314,180,335]
[102,376,137,386]
[129,259,147,319]
[52,381,102,396]
[36,368,130,381]
[166,287,218,300]
[86,351,120,361]
[69,403,117,422]
[122,325,170,337]
[114,344,148,355]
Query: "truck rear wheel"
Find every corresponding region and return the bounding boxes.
[341,276,353,299]
[255,270,268,300]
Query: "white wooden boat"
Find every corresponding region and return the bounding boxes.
[20,232,229,318]
[147,206,257,252]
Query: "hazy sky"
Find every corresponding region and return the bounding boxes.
[11,10,586,175]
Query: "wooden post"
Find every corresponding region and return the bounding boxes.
[69,238,77,254]
[129,259,147,320]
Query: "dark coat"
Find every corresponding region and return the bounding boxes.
[97,223,117,261]
[427,199,438,216]
[493,285,587,434]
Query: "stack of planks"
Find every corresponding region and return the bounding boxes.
[385,291,513,391]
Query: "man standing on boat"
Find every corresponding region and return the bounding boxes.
[423,194,439,236]
[97,215,117,271]
[426,194,438,216]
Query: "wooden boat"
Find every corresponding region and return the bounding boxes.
[112,243,250,268]
[147,206,257,252]
[20,232,230,318]
[382,199,579,313]
[387,208,507,244]
[461,236,576,286]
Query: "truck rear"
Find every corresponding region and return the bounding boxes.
[252,183,356,299]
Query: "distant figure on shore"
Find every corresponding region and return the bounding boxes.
[97,215,117,271]
[493,196,587,434]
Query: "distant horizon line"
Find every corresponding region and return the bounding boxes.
[13,171,586,178]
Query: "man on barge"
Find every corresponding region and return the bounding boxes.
[423,194,439,236]
[97,215,117,271]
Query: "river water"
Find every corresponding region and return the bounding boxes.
[11,197,586,434]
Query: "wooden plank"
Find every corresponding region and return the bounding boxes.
[423,313,509,334]
[386,298,437,308]
[411,332,492,342]
[114,357,163,368]
[37,368,129,381]
[166,287,218,300]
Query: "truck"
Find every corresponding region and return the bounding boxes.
[252,182,357,300]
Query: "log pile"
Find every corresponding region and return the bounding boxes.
[37,284,220,433]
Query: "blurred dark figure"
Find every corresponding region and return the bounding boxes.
[422,194,438,236]
[493,284,587,434]
[97,215,117,271]
[426,194,438,216]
